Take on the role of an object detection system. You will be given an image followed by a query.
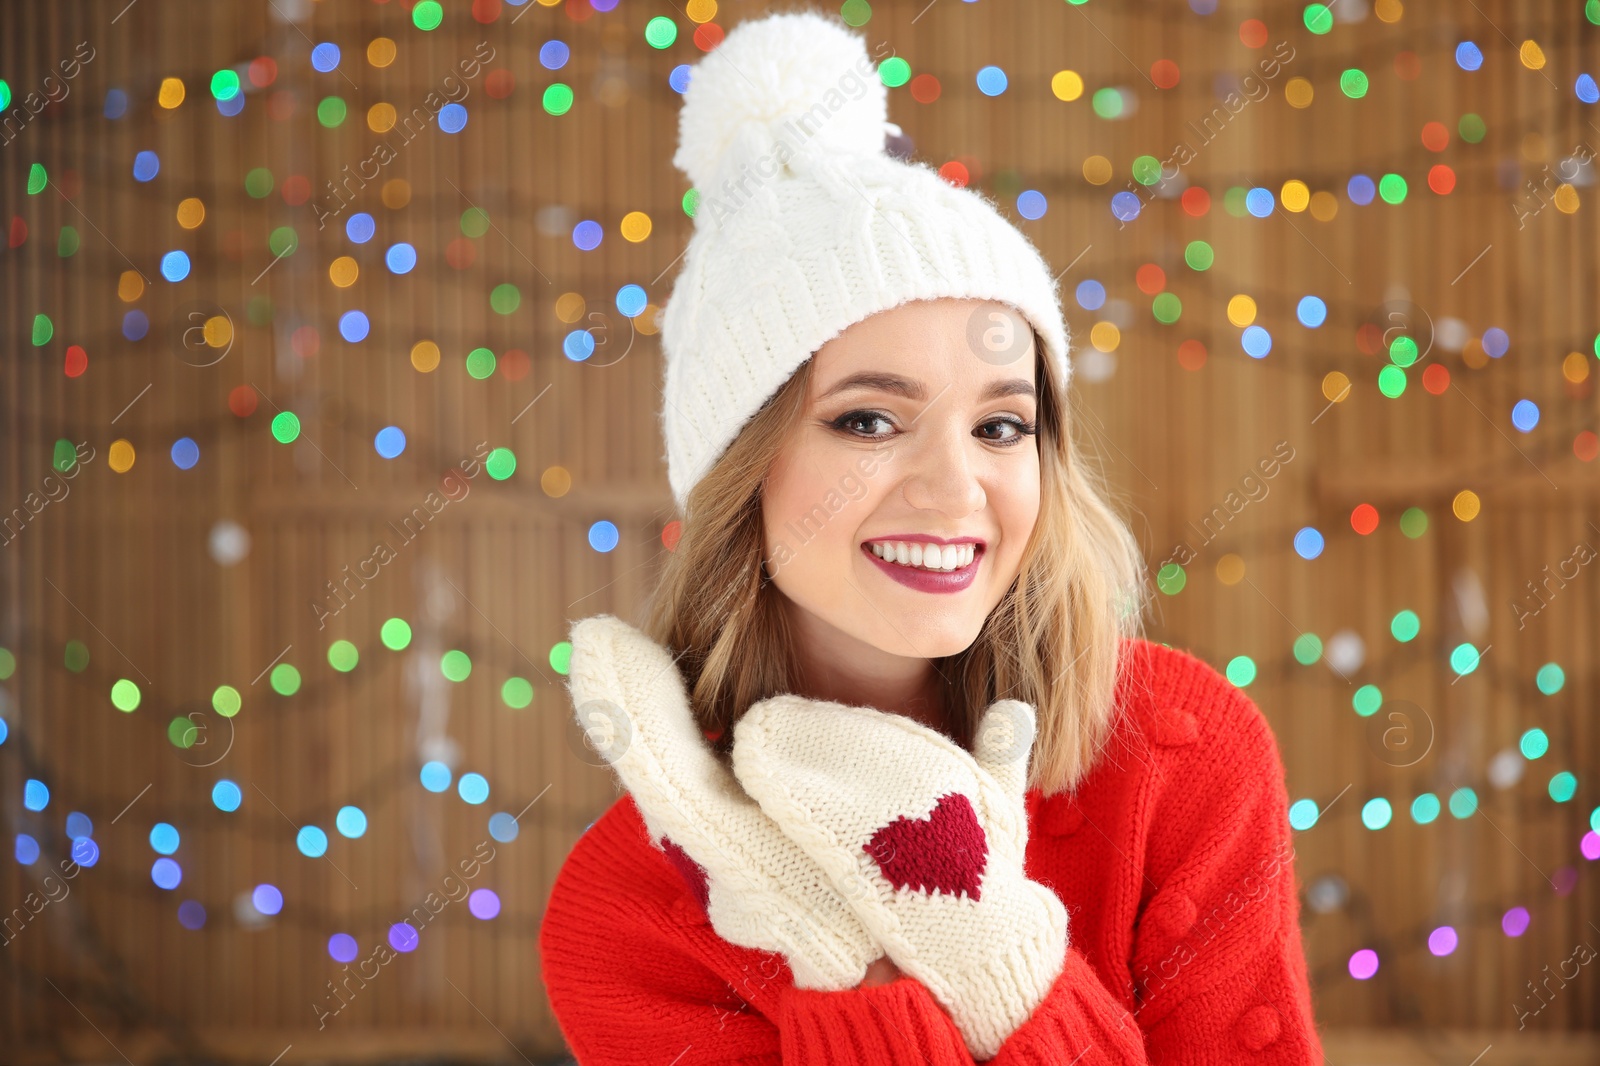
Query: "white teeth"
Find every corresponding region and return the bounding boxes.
[867,541,977,572]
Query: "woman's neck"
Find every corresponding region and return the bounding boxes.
[783,605,955,739]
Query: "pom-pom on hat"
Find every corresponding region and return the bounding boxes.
[658,9,1073,512]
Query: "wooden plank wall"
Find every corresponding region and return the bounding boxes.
[1,0,1596,1060]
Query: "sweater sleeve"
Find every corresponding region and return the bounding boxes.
[539,798,975,1065]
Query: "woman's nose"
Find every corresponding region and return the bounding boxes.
[897,424,986,517]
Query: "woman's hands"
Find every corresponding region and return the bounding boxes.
[565,615,882,991]
[732,694,1069,1060]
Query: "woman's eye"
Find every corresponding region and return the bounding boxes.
[832,411,895,437]
[979,418,1038,445]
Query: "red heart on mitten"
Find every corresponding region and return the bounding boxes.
[863,792,989,900]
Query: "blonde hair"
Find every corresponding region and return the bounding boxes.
[642,324,1151,796]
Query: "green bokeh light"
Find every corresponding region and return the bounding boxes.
[1449,642,1480,676]
[1225,655,1257,687]
[549,641,572,675]
[485,447,517,481]
[878,57,911,88]
[1361,797,1392,830]
[65,640,89,673]
[213,684,241,718]
[1377,364,1407,398]
[542,83,574,116]
[841,0,873,27]
[1155,563,1186,595]
[490,283,521,315]
[1132,155,1162,186]
[245,167,274,198]
[1152,292,1182,324]
[1339,69,1369,98]
[441,650,472,682]
[644,16,678,48]
[460,208,490,237]
[381,618,413,651]
[267,226,298,257]
[1448,787,1478,818]
[1184,240,1214,271]
[211,69,241,100]
[271,411,301,443]
[1352,684,1383,717]
[1399,506,1428,538]
[1292,633,1322,665]
[466,347,497,379]
[1535,663,1564,695]
[53,439,77,473]
[1091,87,1123,119]
[1389,609,1420,642]
[1411,792,1440,824]
[502,677,534,709]
[412,1,443,30]
[168,716,199,748]
[328,640,359,672]
[316,96,347,128]
[1549,772,1578,803]
[270,663,301,696]
[1521,727,1549,759]
[111,679,141,712]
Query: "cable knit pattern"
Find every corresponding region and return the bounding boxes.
[564,615,881,992]
[540,638,1325,1064]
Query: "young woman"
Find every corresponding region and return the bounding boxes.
[540,10,1322,1064]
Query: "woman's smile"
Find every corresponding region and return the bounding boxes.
[861,537,985,594]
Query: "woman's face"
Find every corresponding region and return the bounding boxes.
[761,297,1042,662]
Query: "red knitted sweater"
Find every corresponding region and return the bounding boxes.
[539,638,1324,1064]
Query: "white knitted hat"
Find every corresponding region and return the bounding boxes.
[658,9,1073,512]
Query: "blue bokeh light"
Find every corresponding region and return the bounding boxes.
[1241,325,1273,358]
[212,780,242,812]
[588,520,620,553]
[420,761,452,793]
[171,437,200,470]
[1296,296,1327,328]
[375,426,407,459]
[1294,527,1326,560]
[346,212,375,244]
[458,772,490,805]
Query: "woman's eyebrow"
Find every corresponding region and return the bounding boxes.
[819,372,1036,402]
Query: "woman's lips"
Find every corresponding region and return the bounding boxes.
[861,543,982,594]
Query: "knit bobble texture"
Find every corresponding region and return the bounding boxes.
[672,11,890,194]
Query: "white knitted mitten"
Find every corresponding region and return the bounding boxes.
[565,614,881,991]
[731,696,1068,1060]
